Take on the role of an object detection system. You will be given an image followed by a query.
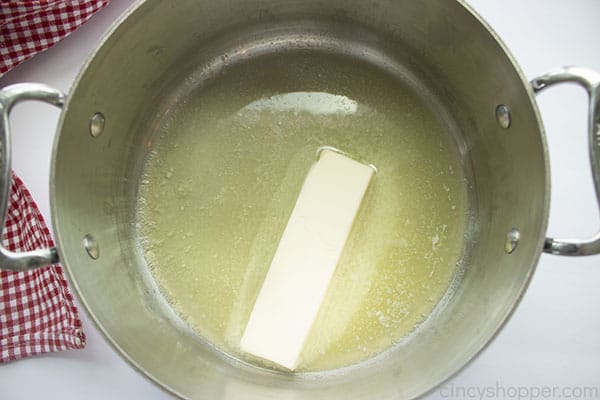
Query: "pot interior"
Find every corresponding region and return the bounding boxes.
[52,0,549,398]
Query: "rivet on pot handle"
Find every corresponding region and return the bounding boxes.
[0,83,64,271]
[532,67,600,256]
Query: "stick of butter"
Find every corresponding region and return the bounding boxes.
[240,148,375,370]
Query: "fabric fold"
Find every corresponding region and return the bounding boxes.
[0,173,85,362]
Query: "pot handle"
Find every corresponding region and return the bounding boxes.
[0,83,64,271]
[531,66,600,256]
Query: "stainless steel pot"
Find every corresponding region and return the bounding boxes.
[1,0,599,399]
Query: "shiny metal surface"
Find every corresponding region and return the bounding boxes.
[0,83,62,271]
[532,67,600,256]
[83,234,100,260]
[48,0,552,398]
[505,228,521,254]
[89,112,106,137]
[495,104,512,129]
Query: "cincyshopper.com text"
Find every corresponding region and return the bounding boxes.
[439,382,599,400]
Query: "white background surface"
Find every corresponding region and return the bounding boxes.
[1,1,599,399]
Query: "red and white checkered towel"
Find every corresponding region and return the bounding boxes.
[0,1,110,361]
[0,173,85,362]
[1,0,110,75]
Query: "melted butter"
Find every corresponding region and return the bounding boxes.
[137,52,468,372]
